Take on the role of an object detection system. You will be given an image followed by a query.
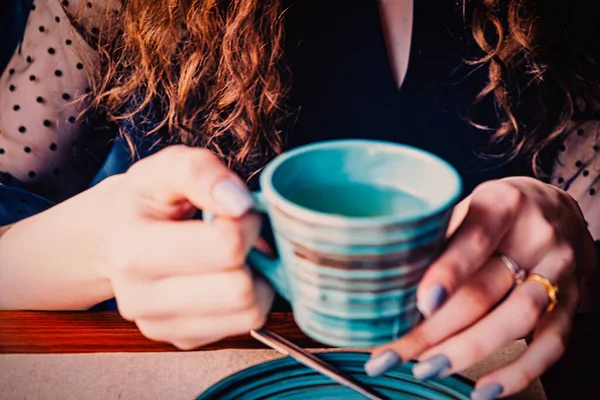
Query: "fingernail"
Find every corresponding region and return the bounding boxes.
[364,350,402,377]
[417,284,447,318]
[471,383,504,400]
[412,354,451,381]
[212,179,254,217]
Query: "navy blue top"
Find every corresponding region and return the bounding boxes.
[0,0,527,310]
[279,0,523,194]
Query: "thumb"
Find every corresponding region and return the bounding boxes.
[125,146,254,218]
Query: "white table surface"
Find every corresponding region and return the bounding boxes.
[0,340,547,399]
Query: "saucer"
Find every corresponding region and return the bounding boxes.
[197,351,473,399]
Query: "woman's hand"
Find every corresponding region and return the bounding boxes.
[364,177,596,399]
[99,145,273,350]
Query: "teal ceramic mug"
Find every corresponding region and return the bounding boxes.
[220,139,461,347]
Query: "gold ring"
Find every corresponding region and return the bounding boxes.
[526,274,559,313]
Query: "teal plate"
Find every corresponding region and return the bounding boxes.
[197,352,473,399]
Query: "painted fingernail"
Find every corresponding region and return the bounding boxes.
[471,383,504,400]
[364,350,402,377]
[412,354,451,381]
[417,284,447,318]
[212,179,254,217]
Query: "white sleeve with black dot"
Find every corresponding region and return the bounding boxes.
[551,119,600,241]
[0,0,119,208]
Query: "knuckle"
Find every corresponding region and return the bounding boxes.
[172,340,199,351]
[473,181,522,220]
[460,283,496,314]
[405,327,434,354]
[215,221,246,267]
[468,223,495,250]
[545,332,567,357]
[516,364,537,389]
[136,321,165,343]
[160,146,220,181]
[534,223,560,248]
[161,144,191,160]
[114,293,140,321]
[117,305,136,322]
[514,292,544,329]
[241,306,268,331]
[130,147,194,178]
[113,282,154,322]
[465,339,488,363]
[230,272,256,307]
[558,245,576,271]
[183,148,219,177]
[498,183,524,212]
[472,179,498,196]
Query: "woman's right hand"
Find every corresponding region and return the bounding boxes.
[98,145,274,350]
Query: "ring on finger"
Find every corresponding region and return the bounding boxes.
[525,274,559,313]
[498,254,527,285]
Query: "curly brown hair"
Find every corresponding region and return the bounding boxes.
[467,0,600,174]
[89,1,599,177]
[90,0,288,176]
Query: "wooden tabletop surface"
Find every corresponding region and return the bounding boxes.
[1,311,599,400]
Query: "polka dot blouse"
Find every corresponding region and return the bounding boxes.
[552,119,600,240]
[0,0,118,203]
[2,0,600,247]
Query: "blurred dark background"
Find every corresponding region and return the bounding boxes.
[0,0,32,73]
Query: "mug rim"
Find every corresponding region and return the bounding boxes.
[259,139,462,227]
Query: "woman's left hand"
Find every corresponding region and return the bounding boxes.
[364,177,596,399]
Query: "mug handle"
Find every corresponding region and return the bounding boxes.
[203,192,292,302]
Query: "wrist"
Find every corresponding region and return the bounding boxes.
[74,174,124,280]
[0,177,121,309]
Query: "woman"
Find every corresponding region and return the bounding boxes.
[0,1,596,399]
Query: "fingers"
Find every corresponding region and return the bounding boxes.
[417,181,522,316]
[125,145,254,218]
[114,268,256,319]
[365,178,581,393]
[411,249,572,381]
[472,281,576,399]
[133,276,275,350]
[365,257,513,376]
[136,308,265,350]
[445,194,472,238]
[413,283,547,380]
[105,145,275,350]
[116,214,261,277]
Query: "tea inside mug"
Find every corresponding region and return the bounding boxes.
[268,142,460,225]
[286,181,430,218]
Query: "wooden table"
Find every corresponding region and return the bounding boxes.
[1,311,598,399]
